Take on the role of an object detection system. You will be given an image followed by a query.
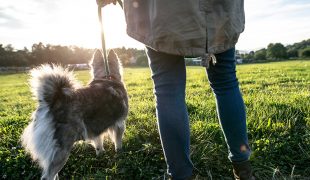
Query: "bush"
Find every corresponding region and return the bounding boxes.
[300,47,310,58]
[136,55,148,66]
[254,48,267,60]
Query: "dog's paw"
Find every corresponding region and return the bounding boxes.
[95,147,105,156]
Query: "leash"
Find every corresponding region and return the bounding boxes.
[97,5,110,77]
[97,0,123,78]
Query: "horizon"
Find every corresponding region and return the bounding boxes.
[1,0,310,51]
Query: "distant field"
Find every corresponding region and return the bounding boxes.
[0,60,309,179]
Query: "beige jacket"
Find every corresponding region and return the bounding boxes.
[124,0,245,56]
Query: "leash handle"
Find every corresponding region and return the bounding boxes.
[98,5,110,77]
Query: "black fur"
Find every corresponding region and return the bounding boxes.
[22,50,128,180]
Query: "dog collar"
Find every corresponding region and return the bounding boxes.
[91,75,118,84]
[103,75,117,81]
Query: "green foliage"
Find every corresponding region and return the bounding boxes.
[113,47,146,66]
[287,49,298,58]
[300,47,310,58]
[267,43,287,60]
[254,48,267,60]
[0,43,148,67]
[241,51,255,62]
[0,43,95,67]
[240,39,310,62]
[136,55,148,66]
[286,39,310,58]
[0,61,310,179]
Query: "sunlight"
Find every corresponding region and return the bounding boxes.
[1,0,309,51]
[94,4,144,49]
[100,5,128,48]
[35,1,143,50]
[91,4,143,49]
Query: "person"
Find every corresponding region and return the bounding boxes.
[98,0,255,179]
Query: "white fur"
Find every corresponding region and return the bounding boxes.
[108,119,126,151]
[90,136,105,156]
[22,60,127,179]
[29,65,80,101]
[22,65,80,170]
[21,105,57,170]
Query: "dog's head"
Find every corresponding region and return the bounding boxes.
[90,49,123,82]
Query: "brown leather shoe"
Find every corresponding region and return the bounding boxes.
[232,161,255,180]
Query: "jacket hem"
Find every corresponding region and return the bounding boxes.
[127,30,238,56]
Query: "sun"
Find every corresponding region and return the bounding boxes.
[39,2,143,50]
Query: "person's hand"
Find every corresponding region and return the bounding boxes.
[96,0,117,7]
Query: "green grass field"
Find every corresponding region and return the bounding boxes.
[0,60,309,179]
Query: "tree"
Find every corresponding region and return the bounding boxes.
[31,42,46,65]
[4,44,14,52]
[286,39,310,58]
[0,44,29,66]
[114,47,134,66]
[287,49,298,58]
[267,43,287,60]
[254,48,266,60]
[300,47,310,58]
[71,46,94,64]
[241,51,254,62]
[136,55,148,66]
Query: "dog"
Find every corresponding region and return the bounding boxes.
[21,49,128,180]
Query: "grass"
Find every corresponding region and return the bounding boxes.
[0,60,309,179]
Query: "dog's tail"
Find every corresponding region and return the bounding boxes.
[29,64,80,107]
[21,108,58,170]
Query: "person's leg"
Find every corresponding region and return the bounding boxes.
[146,47,193,179]
[206,48,251,162]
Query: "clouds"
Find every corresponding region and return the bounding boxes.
[2,0,68,30]
[0,0,142,50]
[237,0,310,50]
[0,0,309,51]
[0,8,23,29]
[246,0,310,21]
[0,0,98,48]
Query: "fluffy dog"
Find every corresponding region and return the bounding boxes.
[21,50,128,180]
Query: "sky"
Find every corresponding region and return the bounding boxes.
[0,0,309,51]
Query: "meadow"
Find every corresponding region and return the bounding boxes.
[0,60,309,179]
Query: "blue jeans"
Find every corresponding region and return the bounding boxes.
[146,47,251,179]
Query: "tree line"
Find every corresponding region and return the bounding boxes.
[1,39,309,67]
[239,39,310,62]
[0,42,147,67]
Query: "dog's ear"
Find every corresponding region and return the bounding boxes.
[92,49,104,65]
[108,50,123,81]
[108,49,117,61]
[90,49,107,79]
